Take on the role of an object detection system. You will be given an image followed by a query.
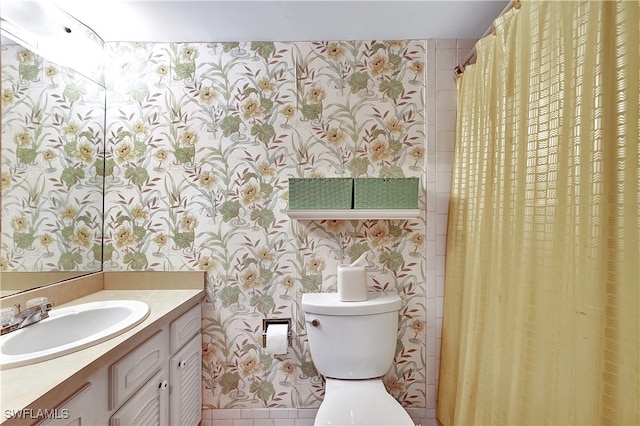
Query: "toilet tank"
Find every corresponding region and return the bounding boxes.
[301,292,402,379]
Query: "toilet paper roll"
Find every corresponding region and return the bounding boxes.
[265,323,289,355]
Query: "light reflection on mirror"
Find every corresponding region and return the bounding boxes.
[0,24,105,297]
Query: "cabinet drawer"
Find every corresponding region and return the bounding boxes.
[110,330,167,410]
[170,304,201,354]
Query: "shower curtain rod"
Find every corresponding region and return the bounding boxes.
[454,0,518,76]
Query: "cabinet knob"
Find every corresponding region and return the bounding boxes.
[178,360,187,368]
[159,380,169,390]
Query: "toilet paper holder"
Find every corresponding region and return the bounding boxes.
[261,318,292,348]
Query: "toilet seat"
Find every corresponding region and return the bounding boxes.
[314,379,414,426]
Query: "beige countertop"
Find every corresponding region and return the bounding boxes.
[0,287,204,424]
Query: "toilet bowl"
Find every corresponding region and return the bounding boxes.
[301,292,414,426]
[315,378,414,426]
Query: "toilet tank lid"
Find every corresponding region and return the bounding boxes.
[301,292,402,315]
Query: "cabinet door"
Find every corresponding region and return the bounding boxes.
[110,330,167,410]
[169,334,202,426]
[36,383,92,426]
[109,371,169,426]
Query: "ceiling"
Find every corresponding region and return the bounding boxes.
[49,0,509,43]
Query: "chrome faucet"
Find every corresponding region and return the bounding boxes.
[1,298,54,335]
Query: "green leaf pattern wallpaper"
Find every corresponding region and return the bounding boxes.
[1,45,104,273]
[106,39,427,409]
[3,39,427,409]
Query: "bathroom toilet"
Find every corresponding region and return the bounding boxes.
[301,292,414,426]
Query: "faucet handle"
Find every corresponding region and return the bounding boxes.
[26,297,53,313]
[26,297,49,308]
[1,307,20,334]
[1,307,17,324]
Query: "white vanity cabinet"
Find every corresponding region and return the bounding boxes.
[169,335,202,425]
[110,330,168,411]
[107,303,202,426]
[168,305,202,426]
[110,370,169,425]
[33,302,203,426]
[109,330,170,425]
[36,383,93,426]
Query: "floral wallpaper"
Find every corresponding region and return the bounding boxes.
[2,37,428,410]
[103,39,426,409]
[1,44,104,273]
[0,39,426,410]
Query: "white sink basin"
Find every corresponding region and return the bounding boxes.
[0,300,149,369]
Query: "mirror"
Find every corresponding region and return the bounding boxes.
[0,25,105,297]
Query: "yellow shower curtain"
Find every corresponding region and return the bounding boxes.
[438,1,639,425]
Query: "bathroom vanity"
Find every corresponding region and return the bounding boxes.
[0,272,205,426]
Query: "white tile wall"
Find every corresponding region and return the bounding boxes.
[422,38,475,426]
[201,407,445,426]
[202,38,476,426]
[202,408,315,426]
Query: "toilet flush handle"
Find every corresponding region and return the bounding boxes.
[306,319,320,327]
